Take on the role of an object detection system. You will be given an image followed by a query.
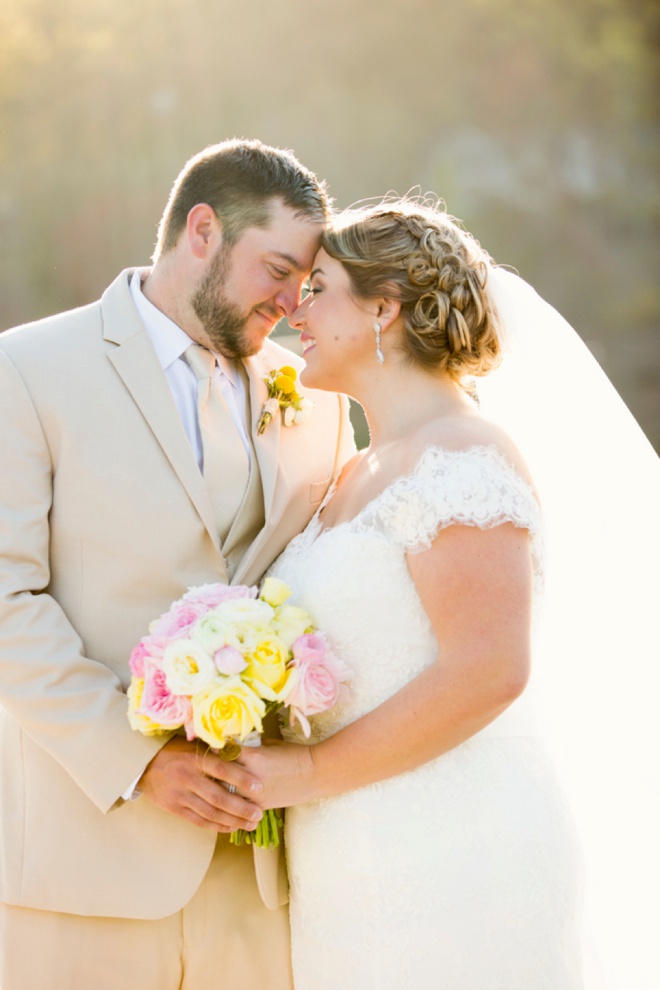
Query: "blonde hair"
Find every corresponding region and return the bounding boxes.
[322,197,501,380]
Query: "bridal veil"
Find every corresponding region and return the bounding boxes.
[479,268,660,989]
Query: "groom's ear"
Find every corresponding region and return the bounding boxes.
[187,203,222,260]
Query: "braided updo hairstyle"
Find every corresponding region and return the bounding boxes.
[322,198,501,380]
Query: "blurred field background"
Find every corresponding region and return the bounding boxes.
[1,0,658,450]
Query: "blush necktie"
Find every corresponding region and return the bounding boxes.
[185,343,249,545]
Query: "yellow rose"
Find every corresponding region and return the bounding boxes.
[260,577,292,608]
[126,678,170,736]
[272,603,313,649]
[192,677,265,748]
[244,636,294,701]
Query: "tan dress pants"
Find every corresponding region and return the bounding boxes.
[0,835,293,990]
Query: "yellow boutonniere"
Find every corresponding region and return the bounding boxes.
[257,365,314,435]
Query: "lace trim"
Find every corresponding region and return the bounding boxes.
[319,442,539,536]
[369,445,541,551]
[283,444,544,595]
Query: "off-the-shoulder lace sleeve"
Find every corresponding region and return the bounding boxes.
[360,445,543,557]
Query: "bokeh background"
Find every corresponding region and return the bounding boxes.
[1,0,658,449]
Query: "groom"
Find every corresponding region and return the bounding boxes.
[0,139,354,989]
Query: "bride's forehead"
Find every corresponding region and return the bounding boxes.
[311,247,331,269]
[311,250,346,279]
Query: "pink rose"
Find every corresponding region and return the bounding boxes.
[128,641,149,678]
[182,583,258,609]
[290,633,331,667]
[137,659,192,728]
[286,634,350,737]
[149,600,208,639]
[128,635,168,677]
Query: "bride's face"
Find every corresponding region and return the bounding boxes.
[290,248,376,392]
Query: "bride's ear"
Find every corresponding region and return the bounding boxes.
[376,296,401,331]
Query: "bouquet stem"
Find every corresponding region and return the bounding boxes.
[230,808,283,848]
[226,731,284,847]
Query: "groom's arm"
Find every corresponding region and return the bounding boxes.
[0,348,167,811]
[0,349,261,829]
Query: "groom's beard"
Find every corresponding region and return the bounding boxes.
[190,245,256,360]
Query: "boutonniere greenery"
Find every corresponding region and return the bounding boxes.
[257,365,313,435]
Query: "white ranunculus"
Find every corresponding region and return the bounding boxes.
[193,612,234,654]
[213,598,275,626]
[162,639,217,695]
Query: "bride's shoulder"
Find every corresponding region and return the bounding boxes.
[406,415,537,492]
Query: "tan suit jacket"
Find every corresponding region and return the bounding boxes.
[0,269,354,919]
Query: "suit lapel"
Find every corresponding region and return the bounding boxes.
[227,351,285,585]
[243,351,282,521]
[101,271,226,573]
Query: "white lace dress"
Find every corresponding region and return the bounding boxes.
[271,446,584,990]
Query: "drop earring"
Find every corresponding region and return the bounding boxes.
[374,322,385,365]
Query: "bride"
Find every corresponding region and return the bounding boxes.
[239,198,660,988]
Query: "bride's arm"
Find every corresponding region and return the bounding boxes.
[241,520,533,808]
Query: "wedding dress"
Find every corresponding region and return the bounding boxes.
[270,267,659,988]
[271,444,585,989]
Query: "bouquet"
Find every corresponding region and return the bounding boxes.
[127,576,349,847]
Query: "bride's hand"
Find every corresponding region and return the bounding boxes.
[237,740,318,810]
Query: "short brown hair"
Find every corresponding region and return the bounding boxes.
[322,197,501,381]
[154,138,330,260]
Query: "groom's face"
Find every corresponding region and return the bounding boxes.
[191,198,324,360]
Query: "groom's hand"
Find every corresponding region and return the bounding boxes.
[139,738,264,832]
